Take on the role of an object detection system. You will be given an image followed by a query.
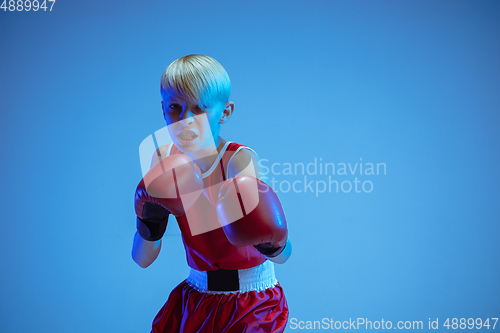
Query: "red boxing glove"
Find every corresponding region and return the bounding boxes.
[216,175,288,248]
[135,154,203,218]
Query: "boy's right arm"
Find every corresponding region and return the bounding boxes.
[131,146,167,268]
[131,145,203,268]
[132,231,162,268]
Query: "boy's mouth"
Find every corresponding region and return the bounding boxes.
[177,130,199,143]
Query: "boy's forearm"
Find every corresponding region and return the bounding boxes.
[132,231,162,268]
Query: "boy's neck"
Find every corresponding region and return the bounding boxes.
[187,136,227,173]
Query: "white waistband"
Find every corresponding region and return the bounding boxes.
[186,260,277,295]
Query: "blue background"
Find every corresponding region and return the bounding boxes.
[1,0,499,331]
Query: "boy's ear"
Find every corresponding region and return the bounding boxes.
[161,101,165,117]
[219,101,234,124]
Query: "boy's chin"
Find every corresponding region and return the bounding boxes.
[175,139,218,155]
[175,142,198,154]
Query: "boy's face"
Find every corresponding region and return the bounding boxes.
[162,96,231,154]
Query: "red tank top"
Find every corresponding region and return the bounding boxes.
[169,141,266,271]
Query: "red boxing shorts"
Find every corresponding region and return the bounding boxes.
[151,261,289,333]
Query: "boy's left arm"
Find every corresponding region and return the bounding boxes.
[222,148,292,264]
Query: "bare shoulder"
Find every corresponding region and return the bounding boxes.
[227,147,263,179]
[150,144,172,168]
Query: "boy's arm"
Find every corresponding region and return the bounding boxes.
[150,144,169,168]
[132,232,162,268]
[225,148,292,264]
[131,145,170,268]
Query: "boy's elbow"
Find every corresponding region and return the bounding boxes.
[138,261,152,269]
[131,231,162,268]
[132,252,153,268]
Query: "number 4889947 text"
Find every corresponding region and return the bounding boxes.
[1,0,56,11]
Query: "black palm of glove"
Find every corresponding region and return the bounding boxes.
[136,202,171,241]
[253,242,285,257]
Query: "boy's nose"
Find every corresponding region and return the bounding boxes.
[179,108,195,126]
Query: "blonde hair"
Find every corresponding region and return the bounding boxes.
[160,54,231,109]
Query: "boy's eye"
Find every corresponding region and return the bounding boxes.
[193,105,206,114]
[169,104,181,109]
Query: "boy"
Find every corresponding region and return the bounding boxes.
[132,54,292,333]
